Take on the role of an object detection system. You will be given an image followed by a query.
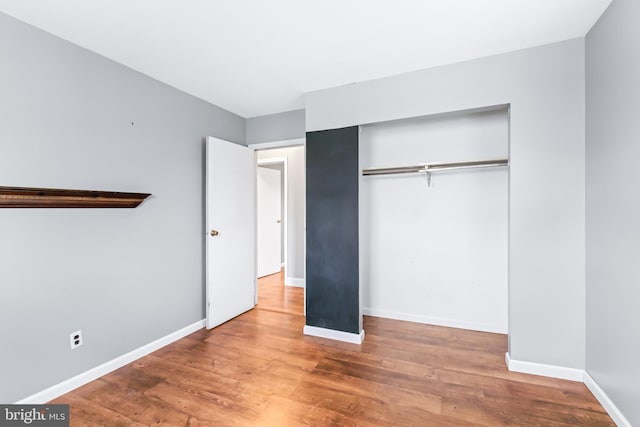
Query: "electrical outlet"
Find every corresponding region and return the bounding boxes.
[70,330,82,349]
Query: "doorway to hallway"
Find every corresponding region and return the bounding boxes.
[257,268,304,316]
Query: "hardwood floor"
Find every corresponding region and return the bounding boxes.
[52,270,613,426]
[256,269,304,316]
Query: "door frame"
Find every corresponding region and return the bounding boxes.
[257,157,288,281]
[252,138,306,316]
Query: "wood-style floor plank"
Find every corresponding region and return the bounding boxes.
[51,269,613,426]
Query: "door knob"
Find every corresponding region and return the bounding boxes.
[210,229,219,237]
[277,220,281,224]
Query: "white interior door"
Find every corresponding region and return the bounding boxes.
[206,136,256,329]
[257,166,282,277]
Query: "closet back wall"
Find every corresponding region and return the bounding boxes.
[360,108,509,333]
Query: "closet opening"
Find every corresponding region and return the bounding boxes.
[359,106,509,335]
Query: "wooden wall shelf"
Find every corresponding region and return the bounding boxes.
[0,186,151,208]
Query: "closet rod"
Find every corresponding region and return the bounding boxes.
[362,158,508,176]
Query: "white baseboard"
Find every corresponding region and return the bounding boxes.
[584,372,632,427]
[303,325,365,344]
[16,319,206,404]
[285,276,305,288]
[504,352,584,382]
[505,354,630,424]
[363,307,506,334]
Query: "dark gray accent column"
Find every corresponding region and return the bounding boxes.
[305,126,360,334]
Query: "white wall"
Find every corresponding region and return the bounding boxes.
[360,108,508,333]
[307,38,586,370]
[257,146,305,284]
[586,0,640,424]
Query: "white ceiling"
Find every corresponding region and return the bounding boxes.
[0,0,612,118]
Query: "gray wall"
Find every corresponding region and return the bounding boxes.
[246,109,305,145]
[307,39,586,369]
[257,146,305,281]
[0,13,245,403]
[586,0,640,424]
